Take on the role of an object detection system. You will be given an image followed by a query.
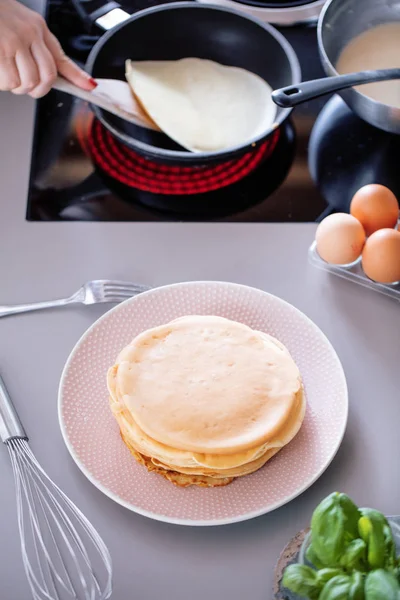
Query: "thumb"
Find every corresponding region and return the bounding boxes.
[45,31,96,91]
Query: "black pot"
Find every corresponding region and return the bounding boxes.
[83,2,300,165]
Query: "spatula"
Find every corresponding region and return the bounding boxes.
[52,76,161,131]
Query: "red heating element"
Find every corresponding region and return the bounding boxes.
[87,119,280,196]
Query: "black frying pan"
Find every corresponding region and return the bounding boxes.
[228,0,319,8]
[79,2,300,165]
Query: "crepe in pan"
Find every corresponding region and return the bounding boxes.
[125,58,277,152]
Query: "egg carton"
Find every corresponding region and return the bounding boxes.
[308,241,400,301]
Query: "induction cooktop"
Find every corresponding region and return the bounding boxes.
[28,0,400,223]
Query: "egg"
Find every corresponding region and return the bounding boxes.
[362,228,400,284]
[350,184,399,236]
[316,213,366,265]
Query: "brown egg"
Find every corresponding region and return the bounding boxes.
[350,184,399,236]
[362,228,400,284]
[316,213,366,265]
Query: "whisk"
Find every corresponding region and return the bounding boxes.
[0,374,112,600]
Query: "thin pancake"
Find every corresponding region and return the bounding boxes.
[108,385,305,473]
[120,430,234,488]
[111,316,302,455]
[149,446,281,478]
[125,58,276,153]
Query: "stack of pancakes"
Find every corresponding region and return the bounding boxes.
[107,316,305,488]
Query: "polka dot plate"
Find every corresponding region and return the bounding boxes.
[58,281,348,526]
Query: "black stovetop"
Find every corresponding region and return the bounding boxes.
[27,0,400,222]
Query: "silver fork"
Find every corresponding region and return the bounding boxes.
[0,280,151,318]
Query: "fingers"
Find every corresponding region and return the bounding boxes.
[0,22,95,97]
[44,30,96,92]
[12,49,39,94]
[0,56,20,91]
[58,54,96,91]
[28,39,56,98]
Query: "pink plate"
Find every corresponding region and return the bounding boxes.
[58,281,348,526]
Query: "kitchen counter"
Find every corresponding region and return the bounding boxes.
[1,17,400,600]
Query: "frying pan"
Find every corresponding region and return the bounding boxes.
[227,0,321,9]
[73,1,300,165]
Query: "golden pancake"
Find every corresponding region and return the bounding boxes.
[108,385,305,475]
[120,430,234,488]
[107,316,306,487]
[111,316,302,455]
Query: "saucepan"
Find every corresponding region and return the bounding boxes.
[317,0,400,135]
[71,1,300,165]
[271,0,400,133]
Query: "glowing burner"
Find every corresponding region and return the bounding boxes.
[87,118,281,196]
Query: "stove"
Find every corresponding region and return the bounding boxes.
[27,0,400,222]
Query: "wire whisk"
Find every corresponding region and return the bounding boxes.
[0,375,112,600]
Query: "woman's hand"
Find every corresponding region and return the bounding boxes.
[0,0,96,97]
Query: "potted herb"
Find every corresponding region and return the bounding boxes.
[283,492,400,599]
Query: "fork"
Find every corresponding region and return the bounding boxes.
[0,280,151,318]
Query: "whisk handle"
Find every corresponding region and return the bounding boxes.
[0,374,27,442]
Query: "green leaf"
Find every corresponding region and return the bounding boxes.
[359,508,388,526]
[382,524,397,568]
[319,574,352,600]
[317,569,346,586]
[358,516,386,570]
[359,509,395,567]
[364,569,400,600]
[340,539,368,572]
[306,542,325,570]
[282,564,321,599]
[340,495,362,539]
[311,493,360,567]
[349,571,365,600]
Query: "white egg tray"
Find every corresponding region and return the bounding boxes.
[308,241,400,301]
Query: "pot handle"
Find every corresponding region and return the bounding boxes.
[272,68,400,108]
[71,0,131,31]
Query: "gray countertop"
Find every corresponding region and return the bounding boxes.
[1,44,400,600]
